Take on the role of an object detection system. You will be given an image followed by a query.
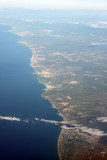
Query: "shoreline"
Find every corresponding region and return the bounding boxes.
[0,23,61,160]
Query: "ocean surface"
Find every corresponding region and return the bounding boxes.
[0,25,61,160]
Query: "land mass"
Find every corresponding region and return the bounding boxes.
[0,9,107,160]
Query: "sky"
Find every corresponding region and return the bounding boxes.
[0,0,107,10]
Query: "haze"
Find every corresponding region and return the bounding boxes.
[0,0,107,10]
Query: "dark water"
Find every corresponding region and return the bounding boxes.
[0,25,61,160]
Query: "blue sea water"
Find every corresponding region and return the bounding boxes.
[0,25,61,160]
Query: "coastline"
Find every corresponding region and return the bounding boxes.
[0,24,61,160]
[1,17,107,159]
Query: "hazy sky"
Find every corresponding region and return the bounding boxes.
[0,0,107,10]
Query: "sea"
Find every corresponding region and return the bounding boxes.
[0,24,61,160]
